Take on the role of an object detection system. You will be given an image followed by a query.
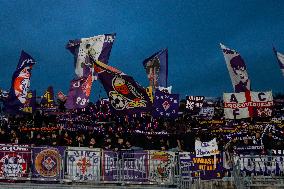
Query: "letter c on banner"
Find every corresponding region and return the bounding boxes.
[258,92,266,101]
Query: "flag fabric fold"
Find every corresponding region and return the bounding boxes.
[4,51,36,113]
[92,58,152,115]
[220,43,250,92]
[143,49,168,88]
[65,74,93,109]
[66,33,116,80]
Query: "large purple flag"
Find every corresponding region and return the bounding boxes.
[66,33,116,80]
[220,44,250,92]
[153,89,179,118]
[65,74,93,109]
[40,86,55,110]
[4,51,36,114]
[92,59,152,115]
[273,47,284,76]
[143,49,168,88]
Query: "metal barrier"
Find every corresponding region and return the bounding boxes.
[2,144,274,188]
[232,155,284,189]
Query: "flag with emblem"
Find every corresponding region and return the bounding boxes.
[40,86,56,110]
[220,43,250,92]
[143,49,168,89]
[92,58,152,115]
[152,89,179,118]
[65,74,93,109]
[273,47,284,76]
[4,51,36,114]
[66,33,116,80]
[223,91,273,119]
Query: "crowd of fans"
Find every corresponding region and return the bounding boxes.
[0,95,284,155]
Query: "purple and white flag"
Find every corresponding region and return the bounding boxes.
[102,150,148,182]
[65,74,93,109]
[220,43,250,92]
[66,33,116,80]
[153,90,179,118]
[273,47,284,76]
[67,147,101,181]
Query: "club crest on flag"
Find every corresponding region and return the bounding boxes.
[34,149,61,177]
[153,90,179,118]
[109,75,147,110]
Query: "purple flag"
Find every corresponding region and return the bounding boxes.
[273,47,284,76]
[102,150,148,182]
[92,59,152,115]
[4,51,36,114]
[220,44,250,92]
[153,89,179,118]
[22,90,36,113]
[65,74,93,109]
[66,33,116,80]
[40,86,56,110]
[143,49,168,88]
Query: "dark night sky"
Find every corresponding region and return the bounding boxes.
[0,0,284,100]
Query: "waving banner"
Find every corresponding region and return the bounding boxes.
[67,147,100,181]
[143,49,168,88]
[0,144,31,178]
[224,91,273,119]
[41,86,55,110]
[220,43,250,92]
[273,47,284,76]
[65,74,93,109]
[93,59,152,115]
[22,90,36,113]
[195,138,219,157]
[66,34,116,80]
[186,96,204,113]
[32,146,65,179]
[153,90,179,118]
[4,51,36,113]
